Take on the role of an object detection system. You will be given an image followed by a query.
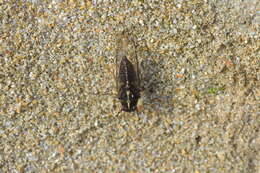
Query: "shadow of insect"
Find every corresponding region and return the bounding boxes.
[139,50,175,112]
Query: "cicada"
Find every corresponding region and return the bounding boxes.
[115,31,141,112]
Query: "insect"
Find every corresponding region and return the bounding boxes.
[115,31,141,112]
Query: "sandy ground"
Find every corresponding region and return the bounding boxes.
[0,0,259,172]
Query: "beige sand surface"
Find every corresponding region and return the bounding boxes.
[0,0,259,172]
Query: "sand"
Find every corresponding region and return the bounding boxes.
[0,0,259,172]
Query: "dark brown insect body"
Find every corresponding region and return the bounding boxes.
[116,32,141,112]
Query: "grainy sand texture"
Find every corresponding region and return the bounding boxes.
[0,0,259,172]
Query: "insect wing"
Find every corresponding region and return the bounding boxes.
[115,32,140,91]
[115,32,141,112]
